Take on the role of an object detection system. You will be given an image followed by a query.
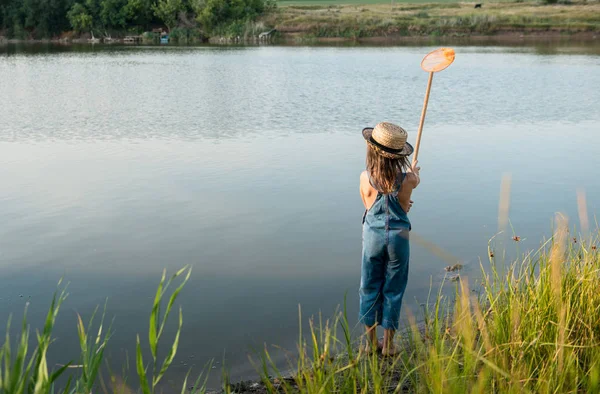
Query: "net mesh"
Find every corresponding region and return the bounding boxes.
[421,48,455,72]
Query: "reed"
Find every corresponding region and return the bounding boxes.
[254,223,600,393]
[0,266,211,394]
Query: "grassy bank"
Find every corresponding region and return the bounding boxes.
[250,216,600,393]
[260,0,600,41]
[2,217,600,393]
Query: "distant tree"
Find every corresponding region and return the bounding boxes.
[124,0,155,28]
[2,0,27,39]
[67,2,93,32]
[0,0,270,38]
[0,0,6,29]
[152,0,182,32]
[20,0,74,37]
[100,0,128,29]
[194,0,267,32]
[84,0,102,20]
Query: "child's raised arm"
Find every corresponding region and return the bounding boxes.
[397,160,420,213]
[408,159,421,188]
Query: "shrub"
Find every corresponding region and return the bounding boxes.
[67,3,94,34]
[194,0,275,33]
[169,26,206,42]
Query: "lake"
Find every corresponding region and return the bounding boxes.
[1,41,600,390]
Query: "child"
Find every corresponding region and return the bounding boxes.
[359,122,420,356]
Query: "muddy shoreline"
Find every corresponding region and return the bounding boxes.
[204,323,429,394]
[280,30,599,45]
[2,30,599,47]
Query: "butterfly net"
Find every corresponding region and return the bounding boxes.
[421,48,455,73]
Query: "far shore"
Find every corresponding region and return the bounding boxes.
[2,1,600,46]
[2,31,599,47]
[263,0,600,43]
[280,30,600,44]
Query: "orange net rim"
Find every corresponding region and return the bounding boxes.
[420,47,455,73]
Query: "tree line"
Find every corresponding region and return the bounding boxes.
[0,0,274,39]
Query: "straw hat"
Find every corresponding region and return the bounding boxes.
[362,122,414,159]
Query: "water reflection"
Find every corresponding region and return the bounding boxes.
[1,44,600,143]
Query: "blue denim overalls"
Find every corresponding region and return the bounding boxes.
[359,172,410,330]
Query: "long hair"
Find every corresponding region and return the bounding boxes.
[366,144,409,194]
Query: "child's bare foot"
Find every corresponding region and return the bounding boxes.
[364,339,383,355]
[382,329,398,357]
[381,343,400,357]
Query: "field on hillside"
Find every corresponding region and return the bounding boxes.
[262,0,600,38]
[278,0,509,6]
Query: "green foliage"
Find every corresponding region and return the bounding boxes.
[0,0,273,38]
[152,0,183,31]
[83,0,101,22]
[210,19,268,38]
[0,267,205,394]
[194,0,272,33]
[0,284,70,394]
[73,303,111,394]
[124,0,155,28]
[142,30,156,40]
[15,0,73,38]
[11,22,27,40]
[136,266,192,393]
[67,3,93,32]
[169,26,205,41]
[100,0,128,28]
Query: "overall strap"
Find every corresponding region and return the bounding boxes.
[392,172,406,194]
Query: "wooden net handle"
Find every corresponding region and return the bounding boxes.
[411,72,434,168]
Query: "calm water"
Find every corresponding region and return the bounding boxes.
[1,42,600,389]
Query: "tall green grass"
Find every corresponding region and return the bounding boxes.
[256,217,600,393]
[0,266,211,394]
[0,282,71,394]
